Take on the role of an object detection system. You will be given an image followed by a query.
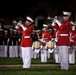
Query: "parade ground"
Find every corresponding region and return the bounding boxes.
[0,58,76,75]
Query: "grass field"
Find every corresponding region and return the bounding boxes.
[0,58,76,75]
[0,57,55,65]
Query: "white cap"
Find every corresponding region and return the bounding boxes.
[4,30,8,33]
[36,30,41,32]
[63,11,71,16]
[13,20,17,24]
[14,29,17,32]
[26,16,34,23]
[10,29,13,31]
[19,20,22,23]
[49,29,52,31]
[43,24,48,28]
[0,29,3,31]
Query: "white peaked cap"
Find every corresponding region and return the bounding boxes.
[63,11,71,16]
[26,16,34,23]
[4,30,8,33]
[36,30,41,32]
[49,29,52,31]
[0,29,3,31]
[10,29,13,31]
[14,29,17,32]
[13,20,17,23]
[43,24,48,27]
[19,20,22,23]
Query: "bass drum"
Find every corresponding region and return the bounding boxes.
[46,41,54,49]
[32,41,41,49]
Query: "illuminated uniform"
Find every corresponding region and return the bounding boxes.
[15,16,34,68]
[0,29,4,57]
[40,24,51,62]
[8,29,15,58]
[52,11,71,70]
[13,30,18,57]
[3,30,8,57]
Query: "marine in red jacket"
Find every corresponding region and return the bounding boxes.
[52,11,72,70]
[16,21,34,47]
[41,24,51,46]
[40,24,51,63]
[15,16,34,68]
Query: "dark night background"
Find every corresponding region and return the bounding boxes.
[0,0,76,25]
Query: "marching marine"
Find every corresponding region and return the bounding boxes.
[15,16,34,68]
[3,30,9,57]
[52,11,72,70]
[39,24,51,62]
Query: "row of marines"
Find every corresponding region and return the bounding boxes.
[0,11,76,70]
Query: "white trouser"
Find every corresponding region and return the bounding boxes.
[47,51,50,58]
[54,47,59,63]
[31,49,33,58]
[33,49,37,59]
[9,46,14,58]
[33,49,40,59]
[19,46,22,58]
[13,46,18,57]
[58,46,69,70]
[4,45,8,57]
[0,45,4,57]
[41,47,47,62]
[21,47,32,68]
[69,46,75,64]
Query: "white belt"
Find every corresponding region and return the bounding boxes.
[22,36,30,38]
[60,34,68,36]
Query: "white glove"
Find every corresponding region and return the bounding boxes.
[51,21,55,26]
[18,38,21,42]
[17,22,23,27]
[7,38,10,42]
[34,49,40,53]
[54,16,58,19]
[55,38,58,42]
[40,45,43,49]
[51,38,55,41]
[54,19,61,26]
[51,16,58,26]
[48,49,54,53]
[15,25,19,29]
[17,23,27,31]
[38,38,45,43]
[41,38,46,43]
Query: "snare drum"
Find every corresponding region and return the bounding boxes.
[32,41,41,49]
[46,41,54,49]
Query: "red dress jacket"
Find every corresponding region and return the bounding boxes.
[41,30,51,46]
[52,21,71,46]
[16,25,34,47]
[70,30,76,46]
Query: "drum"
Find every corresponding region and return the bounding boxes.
[46,41,54,49]
[32,41,41,49]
